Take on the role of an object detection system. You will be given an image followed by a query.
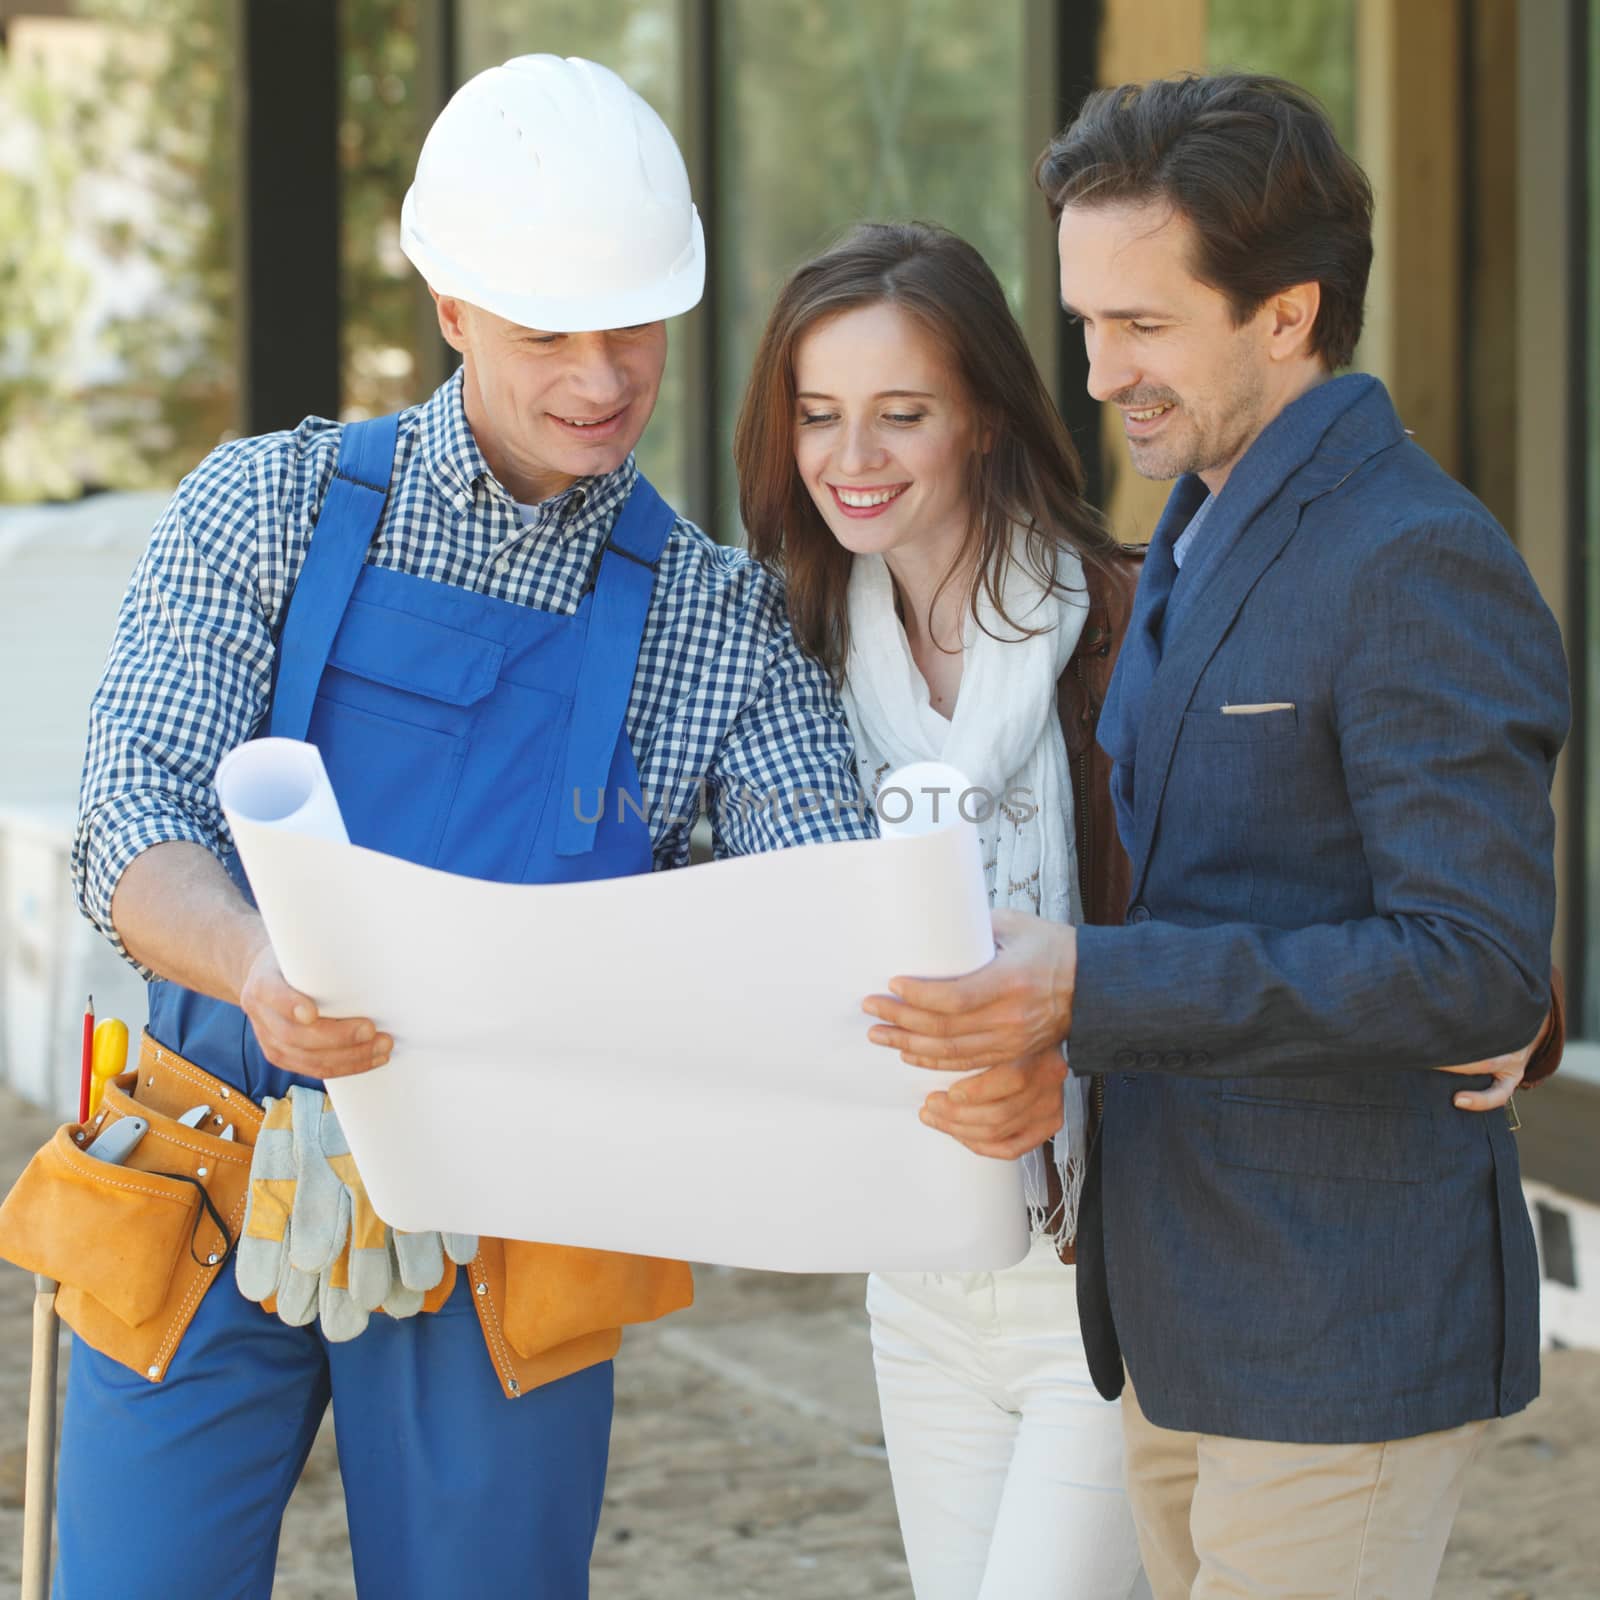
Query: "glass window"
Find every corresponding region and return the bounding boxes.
[340,4,429,422]
[454,0,685,509]
[715,0,1031,541]
[0,2,238,500]
[1207,0,1356,146]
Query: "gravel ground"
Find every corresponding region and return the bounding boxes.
[1,1085,1595,1597]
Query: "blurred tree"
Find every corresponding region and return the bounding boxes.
[340,0,427,419]
[459,0,677,109]
[455,0,686,504]
[0,52,97,499]
[80,0,238,484]
[0,2,236,497]
[711,0,1030,538]
[0,0,439,497]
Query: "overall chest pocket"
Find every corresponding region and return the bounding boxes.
[309,601,505,868]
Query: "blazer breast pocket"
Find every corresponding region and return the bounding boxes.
[1180,706,1299,744]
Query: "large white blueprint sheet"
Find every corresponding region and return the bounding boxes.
[217,738,1028,1272]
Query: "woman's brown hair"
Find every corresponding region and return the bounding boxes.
[734,221,1116,683]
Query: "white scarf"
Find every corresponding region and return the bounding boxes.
[841,539,1092,1247]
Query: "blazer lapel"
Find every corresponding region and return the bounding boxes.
[1126,493,1304,898]
[1123,376,1405,899]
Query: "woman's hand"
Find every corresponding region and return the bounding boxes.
[1435,1011,1551,1111]
[918,1048,1069,1160]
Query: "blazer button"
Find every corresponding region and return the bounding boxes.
[1128,903,1152,924]
[1137,1052,1161,1071]
[1192,1051,1212,1069]
[1114,1050,1136,1070]
[1162,1052,1185,1070]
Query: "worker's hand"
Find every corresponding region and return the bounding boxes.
[1436,1011,1550,1112]
[238,942,391,1079]
[864,911,1077,1070]
[919,1049,1069,1160]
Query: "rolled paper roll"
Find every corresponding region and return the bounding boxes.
[215,737,351,845]
[876,760,995,973]
[216,738,354,1004]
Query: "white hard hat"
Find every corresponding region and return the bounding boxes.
[400,55,705,332]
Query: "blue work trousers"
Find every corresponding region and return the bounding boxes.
[53,1275,613,1598]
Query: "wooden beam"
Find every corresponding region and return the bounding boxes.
[1516,0,1578,985]
[1093,0,1208,543]
[1355,0,1463,478]
[1460,0,1518,532]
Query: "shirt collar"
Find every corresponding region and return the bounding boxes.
[417,368,490,506]
[416,366,641,537]
[1171,493,1213,570]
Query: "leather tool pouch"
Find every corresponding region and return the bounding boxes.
[498,1239,693,1360]
[0,1034,261,1381]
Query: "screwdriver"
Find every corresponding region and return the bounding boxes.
[87,1018,130,1121]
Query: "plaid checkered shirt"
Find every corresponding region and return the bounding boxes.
[74,371,873,970]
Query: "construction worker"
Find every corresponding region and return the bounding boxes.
[50,56,871,1598]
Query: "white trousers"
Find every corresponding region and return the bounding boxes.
[868,1236,1151,1600]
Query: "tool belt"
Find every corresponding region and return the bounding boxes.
[0,1033,693,1394]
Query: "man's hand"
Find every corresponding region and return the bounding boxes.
[239,943,392,1080]
[864,911,1077,1069]
[1436,1011,1550,1112]
[113,843,392,1081]
[919,1049,1069,1160]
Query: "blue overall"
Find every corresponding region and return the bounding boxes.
[55,416,676,1599]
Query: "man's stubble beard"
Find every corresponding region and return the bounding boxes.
[1127,364,1268,484]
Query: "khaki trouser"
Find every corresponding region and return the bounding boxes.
[1121,1379,1487,1600]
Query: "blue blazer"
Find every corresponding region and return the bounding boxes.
[1072,376,1569,1444]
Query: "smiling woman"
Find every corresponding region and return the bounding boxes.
[735,219,1148,1600]
[794,304,975,549]
[735,221,1116,682]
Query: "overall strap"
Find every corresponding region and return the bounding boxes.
[555,476,677,856]
[268,414,401,743]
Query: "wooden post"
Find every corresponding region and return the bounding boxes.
[20,1275,61,1600]
[1515,0,1581,981]
[1093,0,1209,544]
[1355,0,1463,478]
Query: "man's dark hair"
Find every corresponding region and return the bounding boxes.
[1036,74,1374,370]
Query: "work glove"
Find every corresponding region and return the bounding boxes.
[237,1085,477,1340]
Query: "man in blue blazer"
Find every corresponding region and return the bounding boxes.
[864,74,1569,1598]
